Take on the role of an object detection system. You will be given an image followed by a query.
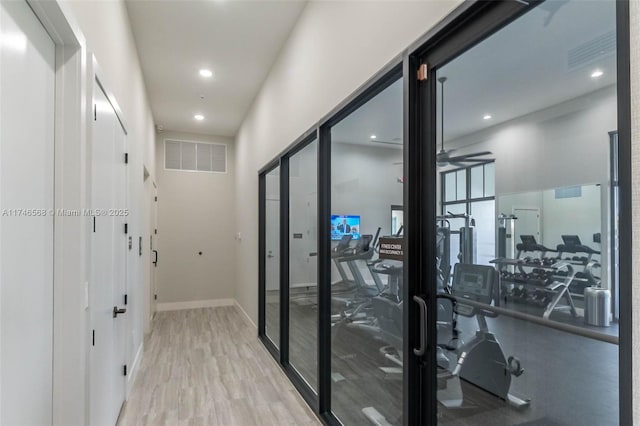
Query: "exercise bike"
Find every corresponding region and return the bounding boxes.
[438,263,530,410]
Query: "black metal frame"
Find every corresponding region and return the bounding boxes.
[615,2,632,423]
[258,159,281,361]
[257,1,634,425]
[322,65,405,426]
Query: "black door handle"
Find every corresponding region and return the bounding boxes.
[113,306,126,318]
[153,250,158,266]
[413,295,427,356]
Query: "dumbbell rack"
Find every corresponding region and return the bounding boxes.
[491,258,578,319]
[556,245,601,296]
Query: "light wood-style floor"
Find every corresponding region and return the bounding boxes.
[117,306,321,426]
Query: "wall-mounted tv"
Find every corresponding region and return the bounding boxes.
[331,215,361,241]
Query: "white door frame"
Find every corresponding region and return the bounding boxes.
[512,206,542,244]
[23,2,89,425]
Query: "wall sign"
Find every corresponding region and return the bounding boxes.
[378,236,404,261]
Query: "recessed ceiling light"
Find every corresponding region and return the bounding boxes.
[483,114,492,120]
[370,135,377,139]
[199,69,213,78]
[194,114,204,121]
[591,70,604,78]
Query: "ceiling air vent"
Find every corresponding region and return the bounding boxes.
[567,30,616,71]
[165,139,227,173]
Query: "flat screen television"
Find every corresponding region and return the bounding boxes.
[331,215,361,241]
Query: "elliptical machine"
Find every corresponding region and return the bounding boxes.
[438,263,530,409]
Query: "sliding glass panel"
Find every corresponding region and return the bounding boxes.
[433,1,619,424]
[289,139,318,392]
[330,77,403,425]
[264,166,280,347]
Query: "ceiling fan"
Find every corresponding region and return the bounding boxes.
[437,76,492,168]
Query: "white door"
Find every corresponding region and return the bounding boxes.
[90,85,127,426]
[151,184,158,315]
[0,1,55,424]
[513,207,541,248]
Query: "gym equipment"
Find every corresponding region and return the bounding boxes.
[492,257,578,319]
[556,235,601,295]
[331,231,385,320]
[331,235,355,289]
[437,212,476,265]
[516,235,557,259]
[438,263,530,409]
[497,214,517,259]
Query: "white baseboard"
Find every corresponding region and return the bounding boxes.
[234,300,257,331]
[156,298,235,312]
[127,342,144,395]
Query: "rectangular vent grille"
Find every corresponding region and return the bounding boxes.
[165,139,227,173]
[567,30,616,71]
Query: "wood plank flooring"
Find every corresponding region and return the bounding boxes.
[117,306,321,426]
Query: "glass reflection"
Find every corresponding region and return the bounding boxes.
[434,1,619,424]
[289,140,319,392]
[330,78,404,425]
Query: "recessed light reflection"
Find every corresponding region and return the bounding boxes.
[0,33,27,51]
[370,135,377,139]
[483,114,492,120]
[199,69,213,78]
[194,114,204,121]
[591,70,604,78]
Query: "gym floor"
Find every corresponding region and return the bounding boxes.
[266,287,619,426]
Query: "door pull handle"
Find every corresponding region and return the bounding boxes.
[113,306,126,318]
[413,295,427,356]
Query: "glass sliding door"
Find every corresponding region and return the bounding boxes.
[418,0,623,424]
[264,165,281,348]
[329,75,404,425]
[288,138,319,392]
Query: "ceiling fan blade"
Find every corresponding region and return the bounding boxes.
[460,151,492,157]
[446,156,492,163]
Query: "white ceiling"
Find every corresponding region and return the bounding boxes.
[125,0,306,137]
[332,0,617,149]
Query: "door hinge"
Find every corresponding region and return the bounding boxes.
[123,364,127,376]
[124,153,129,164]
[154,294,158,301]
[94,104,97,121]
[124,223,128,234]
[92,329,95,346]
[124,294,128,305]
[155,196,158,202]
[417,63,429,81]
[154,228,157,235]
[93,216,96,233]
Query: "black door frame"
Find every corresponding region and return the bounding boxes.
[258,159,281,361]
[407,1,633,424]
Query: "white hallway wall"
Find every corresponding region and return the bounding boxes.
[155,131,236,308]
[234,0,463,326]
[56,0,156,423]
